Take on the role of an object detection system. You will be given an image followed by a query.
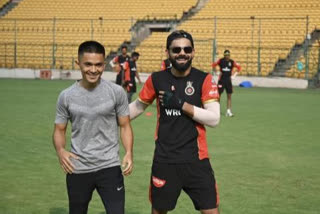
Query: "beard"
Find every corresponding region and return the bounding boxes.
[169,54,192,73]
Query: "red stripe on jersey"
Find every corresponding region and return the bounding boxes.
[233,60,241,71]
[124,61,130,82]
[196,124,209,160]
[201,74,220,103]
[212,59,221,68]
[139,75,156,105]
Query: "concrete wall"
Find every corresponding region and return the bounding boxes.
[0,68,308,89]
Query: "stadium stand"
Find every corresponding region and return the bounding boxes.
[286,44,319,78]
[135,0,320,76]
[0,0,10,9]
[0,0,319,79]
[0,0,197,69]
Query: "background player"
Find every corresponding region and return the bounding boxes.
[109,45,130,85]
[129,30,221,214]
[123,51,142,103]
[53,41,133,214]
[212,50,241,117]
[160,58,172,71]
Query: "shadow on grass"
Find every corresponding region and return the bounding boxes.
[49,207,67,214]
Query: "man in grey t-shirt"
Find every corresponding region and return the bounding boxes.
[53,41,133,214]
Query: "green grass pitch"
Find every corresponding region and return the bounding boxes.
[0,78,319,214]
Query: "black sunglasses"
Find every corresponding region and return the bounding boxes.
[170,46,193,54]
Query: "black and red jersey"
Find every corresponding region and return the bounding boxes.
[123,60,138,93]
[212,58,241,81]
[139,68,219,163]
[113,54,130,68]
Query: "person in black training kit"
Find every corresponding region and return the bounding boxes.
[129,30,221,214]
[110,45,130,85]
[123,52,142,103]
[161,58,172,71]
[212,50,241,117]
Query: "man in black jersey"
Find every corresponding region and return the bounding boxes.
[110,45,130,85]
[212,50,241,117]
[129,30,221,214]
[123,52,142,103]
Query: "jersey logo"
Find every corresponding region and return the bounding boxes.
[222,67,231,72]
[152,176,166,188]
[185,81,195,96]
[165,109,181,116]
[229,62,232,67]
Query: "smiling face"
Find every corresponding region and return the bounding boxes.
[167,38,194,74]
[76,52,105,88]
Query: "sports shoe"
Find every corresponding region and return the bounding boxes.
[226,110,234,117]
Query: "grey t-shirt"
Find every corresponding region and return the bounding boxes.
[55,79,129,174]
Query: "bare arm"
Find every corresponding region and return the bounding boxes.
[182,102,220,127]
[129,99,149,120]
[52,123,78,174]
[118,115,134,176]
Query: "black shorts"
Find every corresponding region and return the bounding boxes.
[150,159,219,211]
[66,166,124,214]
[218,78,233,94]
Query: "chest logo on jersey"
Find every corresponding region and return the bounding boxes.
[222,67,231,72]
[185,81,195,96]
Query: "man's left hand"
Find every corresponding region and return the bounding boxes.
[159,91,185,110]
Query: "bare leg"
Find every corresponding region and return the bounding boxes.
[201,207,219,214]
[227,93,232,110]
[152,207,168,214]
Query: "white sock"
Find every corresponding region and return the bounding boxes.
[227,109,232,113]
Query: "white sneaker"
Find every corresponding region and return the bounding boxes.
[226,110,234,117]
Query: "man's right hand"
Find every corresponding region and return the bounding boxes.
[57,149,78,174]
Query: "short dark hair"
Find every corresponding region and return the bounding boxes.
[78,41,105,58]
[224,50,230,56]
[121,45,128,50]
[131,52,140,58]
[166,30,194,50]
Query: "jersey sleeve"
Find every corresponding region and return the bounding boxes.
[55,91,70,124]
[212,59,221,68]
[233,60,241,71]
[138,75,156,105]
[113,56,119,63]
[201,74,219,104]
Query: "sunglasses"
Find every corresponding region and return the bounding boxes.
[170,46,193,54]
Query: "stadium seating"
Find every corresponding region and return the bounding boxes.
[136,0,320,75]
[0,0,10,9]
[0,0,197,69]
[286,45,319,79]
[0,0,319,78]
[177,0,320,76]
